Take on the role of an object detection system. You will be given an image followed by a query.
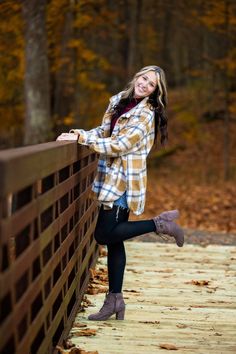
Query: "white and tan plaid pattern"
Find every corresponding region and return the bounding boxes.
[74,92,155,215]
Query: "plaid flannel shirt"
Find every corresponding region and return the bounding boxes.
[72,91,155,215]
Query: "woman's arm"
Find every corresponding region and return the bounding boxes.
[56,123,105,142]
[78,114,153,157]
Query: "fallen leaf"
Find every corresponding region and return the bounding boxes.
[89,268,96,280]
[86,285,107,295]
[86,267,108,295]
[158,269,174,273]
[123,289,140,293]
[99,246,107,257]
[159,343,178,350]
[185,280,210,286]
[126,268,140,274]
[73,323,87,328]
[56,346,69,354]
[70,349,84,354]
[139,320,160,324]
[56,346,87,354]
[176,323,187,328]
[79,296,94,312]
[73,329,97,337]
[168,307,179,310]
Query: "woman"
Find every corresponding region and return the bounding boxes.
[57,65,184,321]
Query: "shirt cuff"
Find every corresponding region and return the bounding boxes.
[77,130,97,145]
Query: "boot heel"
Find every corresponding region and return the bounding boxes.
[116,308,125,320]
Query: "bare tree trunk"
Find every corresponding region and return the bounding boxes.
[53,1,75,126]
[127,0,139,77]
[22,0,51,145]
[108,0,123,92]
[161,2,174,84]
[223,0,230,180]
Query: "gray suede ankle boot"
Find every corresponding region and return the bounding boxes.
[153,209,184,247]
[88,292,125,321]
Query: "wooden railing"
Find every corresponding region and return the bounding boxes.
[0,142,99,354]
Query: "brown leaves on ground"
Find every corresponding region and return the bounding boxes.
[73,323,87,328]
[185,279,210,286]
[89,267,107,282]
[159,343,178,350]
[123,289,140,293]
[79,295,93,312]
[60,324,98,353]
[70,323,97,338]
[56,345,98,354]
[59,322,98,354]
[176,323,188,328]
[98,246,107,257]
[131,173,236,244]
[72,329,97,337]
[139,320,160,325]
[86,267,108,295]
[158,268,174,273]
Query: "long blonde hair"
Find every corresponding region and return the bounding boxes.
[113,65,168,144]
[122,65,168,109]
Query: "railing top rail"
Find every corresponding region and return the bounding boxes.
[0,141,90,197]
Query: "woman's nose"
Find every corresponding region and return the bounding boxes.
[142,81,148,88]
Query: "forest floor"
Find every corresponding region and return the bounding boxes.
[130,168,236,247]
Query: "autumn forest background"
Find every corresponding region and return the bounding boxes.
[0,0,235,238]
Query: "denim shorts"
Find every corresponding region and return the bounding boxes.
[113,191,128,209]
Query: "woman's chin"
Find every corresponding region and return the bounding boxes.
[134,91,145,99]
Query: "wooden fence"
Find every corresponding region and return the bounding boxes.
[0,141,99,354]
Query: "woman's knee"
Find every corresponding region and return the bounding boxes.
[94,228,109,245]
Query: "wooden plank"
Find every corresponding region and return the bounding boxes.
[0,142,92,196]
[69,242,236,354]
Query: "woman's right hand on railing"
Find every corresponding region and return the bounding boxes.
[56,132,79,141]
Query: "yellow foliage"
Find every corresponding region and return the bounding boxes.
[73,14,94,29]
[0,1,24,133]
[63,114,75,126]
[198,0,236,40]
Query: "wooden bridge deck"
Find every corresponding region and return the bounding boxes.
[69,242,236,354]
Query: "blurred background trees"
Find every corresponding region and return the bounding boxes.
[0,0,235,182]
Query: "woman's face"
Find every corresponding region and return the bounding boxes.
[134,70,157,99]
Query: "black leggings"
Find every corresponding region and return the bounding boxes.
[94,205,156,293]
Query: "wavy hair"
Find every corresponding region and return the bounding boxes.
[112,65,168,145]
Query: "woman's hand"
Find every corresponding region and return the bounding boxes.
[56,132,79,141]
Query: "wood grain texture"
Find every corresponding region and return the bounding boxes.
[70,242,236,354]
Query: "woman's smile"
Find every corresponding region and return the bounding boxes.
[134,70,157,98]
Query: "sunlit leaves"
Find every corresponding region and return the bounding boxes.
[0,1,24,144]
